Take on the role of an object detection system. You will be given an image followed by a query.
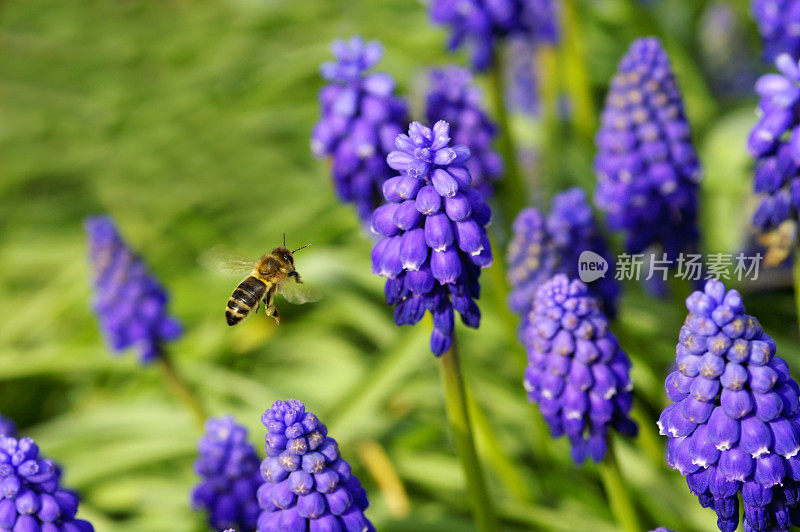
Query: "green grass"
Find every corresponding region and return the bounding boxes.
[0,0,790,530]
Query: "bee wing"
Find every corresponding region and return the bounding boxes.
[198,245,255,276]
[278,280,323,305]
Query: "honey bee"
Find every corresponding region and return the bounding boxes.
[200,235,321,326]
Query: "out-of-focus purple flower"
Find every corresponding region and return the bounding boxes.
[371,120,493,356]
[700,3,759,97]
[523,274,637,464]
[506,38,540,115]
[311,36,408,222]
[429,0,558,71]
[650,528,677,532]
[659,279,800,532]
[749,55,800,264]
[752,0,800,62]
[425,66,503,198]
[85,216,182,364]
[0,436,94,531]
[256,400,373,532]
[0,415,16,438]
[507,188,619,323]
[594,38,701,261]
[192,416,262,532]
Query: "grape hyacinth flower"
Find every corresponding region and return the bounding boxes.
[659,279,800,532]
[311,36,408,222]
[752,0,800,63]
[594,38,701,262]
[371,120,493,356]
[0,415,15,438]
[85,216,182,364]
[429,0,558,71]
[749,54,800,265]
[523,274,637,464]
[506,38,540,116]
[256,399,373,532]
[507,188,619,323]
[699,3,759,97]
[650,528,676,532]
[0,436,94,531]
[192,416,262,532]
[425,66,503,198]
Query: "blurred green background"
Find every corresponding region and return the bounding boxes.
[1,0,794,530]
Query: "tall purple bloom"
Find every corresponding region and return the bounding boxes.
[85,216,182,364]
[699,3,759,97]
[752,0,800,62]
[425,66,503,198]
[192,417,262,532]
[507,188,619,322]
[594,38,701,261]
[311,36,408,222]
[0,415,15,438]
[522,274,637,464]
[0,436,94,531]
[506,38,541,115]
[371,120,493,356]
[429,0,558,71]
[749,55,800,265]
[256,400,373,532]
[659,279,800,532]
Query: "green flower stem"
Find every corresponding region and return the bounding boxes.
[439,339,498,531]
[489,47,526,220]
[598,437,640,532]
[159,352,207,429]
[559,0,596,139]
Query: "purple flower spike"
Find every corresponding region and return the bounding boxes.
[523,274,637,464]
[507,188,620,328]
[371,121,493,356]
[0,415,16,438]
[425,66,502,198]
[650,528,677,532]
[748,54,800,264]
[312,36,408,222]
[0,436,94,531]
[660,279,800,532]
[429,0,558,71]
[506,38,541,115]
[594,38,701,262]
[192,417,262,532]
[257,400,373,532]
[85,216,182,364]
[752,0,800,63]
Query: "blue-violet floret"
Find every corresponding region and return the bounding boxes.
[371,120,493,356]
[659,279,800,531]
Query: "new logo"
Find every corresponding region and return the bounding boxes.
[578,251,608,283]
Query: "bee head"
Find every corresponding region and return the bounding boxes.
[271,246,294,266]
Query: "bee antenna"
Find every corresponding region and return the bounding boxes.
[292,243,313,254]
[283,232,286,247]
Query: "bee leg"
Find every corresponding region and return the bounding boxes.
[265,304,280,325]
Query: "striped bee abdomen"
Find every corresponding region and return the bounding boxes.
[226,276,268,326]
